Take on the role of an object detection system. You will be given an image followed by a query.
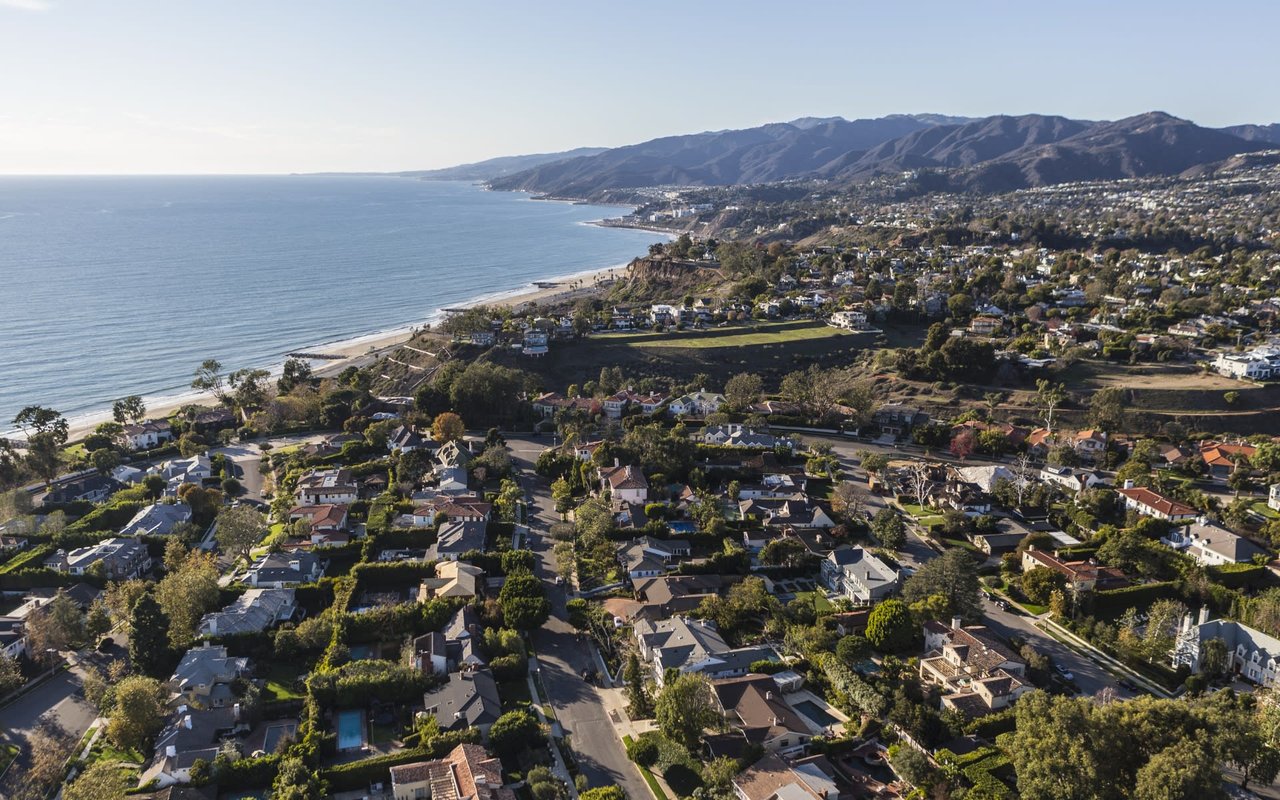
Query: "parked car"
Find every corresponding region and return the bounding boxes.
[1054,664,1075,681]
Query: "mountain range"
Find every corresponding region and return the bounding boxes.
[460,112,1280,199]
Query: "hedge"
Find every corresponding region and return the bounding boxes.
[210,753,281,790]
[1092,582,1180,619]
[66,500,145,534]
[963,706,1017,739]
[0,567,104,591]
[0,544,54,574]
[1207,562,1267,590]
[351,560,439,592]
[321,728,481,792]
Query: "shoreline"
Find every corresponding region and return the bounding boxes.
[47,262,633,444]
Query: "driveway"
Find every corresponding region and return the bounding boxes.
[506,434,653,800]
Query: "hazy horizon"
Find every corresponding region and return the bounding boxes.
[1,0,1278,175]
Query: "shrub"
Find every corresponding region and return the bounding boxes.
[626,732,661,767]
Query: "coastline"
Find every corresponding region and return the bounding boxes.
[54,262,631,444]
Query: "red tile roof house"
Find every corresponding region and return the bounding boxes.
[389,743,514,800]
[600,463,649,505]
[1020,546,1130,593]
[1117,483,1198,523]
[1200,442,1257,480]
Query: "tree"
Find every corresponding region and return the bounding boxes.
[111,395,147,425]
[84,598,112,642]
[229,367,272,410]
[191,359,228,404]
[277,358,314,394]
[624,652,652,718]
[0,653,22,696]
[580,788,626,800]
[6,723,73,800]
[1035,379,1068,433]
[273,756,329,800]
[1089,387,1126,432]
[655,672,717,750]
[489,709,545,758]
[865,599,915,653]
[860,452,888,475]
[1021,567,1065,605]
[760,536,808,567]
[836,634,870,667]
[155,549,220,648]
[870,508,906,550]
[830,481,864,521]
[901,548,983,622]
[26,589,86,653]
[888,744,937,790]
[724,373,763,411]
[14,405,68,485]
[1006,692,1104,800]
[104,579,149,632]
[432,411,465,443]
[128,591,172,677]
[1134,735,1227,800]
[214,504,266,565]
[551,477,573,514]
[1200,637,1228,677]
[498,570,550,630]
[90,447,120,475]
[949,428,977,460]
[63,759,128,800]
[107,675,167,750]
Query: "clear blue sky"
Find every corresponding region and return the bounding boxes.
[1,0,1276,174]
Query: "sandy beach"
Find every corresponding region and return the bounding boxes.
[58,263,629,443]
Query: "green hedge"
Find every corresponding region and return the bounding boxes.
[0,543,53,574]
[66,500,145,534]
[211,753,281,790]
[1207,562,1267,589]
[1092,582,1180,619]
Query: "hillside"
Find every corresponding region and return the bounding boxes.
[395,147,608,181]
[483,111,1270,199]
[486,116,935,197]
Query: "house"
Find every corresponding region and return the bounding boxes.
[618,537,691,581]
[600,463,649,504]
[829,309,869,330]
[1163,519,1266,567]
[1071,430,1108,461]
[1173,608,1280,687]
[1117,484,1198,522]
[1040,466,1106,494]
[968,316,1003,336]
[120,502,194,538]
[873,404,928,437]
[144,706,246,788]
[244,552,322,587]
[418,560,485,601]
[41,474,120,506]
[820,546,899,605]
[668,390,725,417]
[389,743,515,800]
[169,643,250,707]
[731,753,841,800]
[429,520,488,562]
[295,468,358,505]
[521,330,549,356]
[197,588,296,637]
[0,534,26,557]
[122,420,174,451]
[1025,428,1055,460]
[287,504,350,538]
[46,537,151,580]
[389,425,433,453]
[531,392,600,418]
[633,575,723,620]
[920,618,1030,717]
[1212,347,1280,381]
[1021,546,1129,593]
[1200,442,1256,480]
[738,498,835,529]
[703,425,794,450]
[633,615,777,686]
[409,496,492,528]
[710,674,815,755]
[933,478,992,516]
[155,455,213,496]
[0,617,25,659]
[1270,483,1280,514]
[412,606,487,675]
[423,670,503,737]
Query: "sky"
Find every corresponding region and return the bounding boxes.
[0,0,1277,174]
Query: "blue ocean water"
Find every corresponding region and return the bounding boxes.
[0,176,659,431]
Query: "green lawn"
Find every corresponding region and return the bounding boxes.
[611,321,854,350]
[264,663,307,700]
[1252,502,1280,520]
[941,537,983,555]
[900,503,941,519]
[1021,602,1050,616]
[918,515,947,528]
[498,677,532,711]
[793,591,834,612]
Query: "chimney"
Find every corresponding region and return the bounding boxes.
[766,690,773,701]
[1123,479,1134,489]
[951,616,961,632]
[183,715,193,730]
[166,745,177,757]
[1199,606,1211,626]
[614,458,620,468]
[233,702,241,721]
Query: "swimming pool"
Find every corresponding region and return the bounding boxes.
[336,709,365,751]
[793,699,840,728]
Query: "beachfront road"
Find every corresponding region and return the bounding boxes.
[506,434,654,800]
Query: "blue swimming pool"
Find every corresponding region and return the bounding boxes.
[336,709,365,751]
[794,699,840,727]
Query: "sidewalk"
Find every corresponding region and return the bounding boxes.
[527,662,579,800]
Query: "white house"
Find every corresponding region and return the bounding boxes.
[1173,608,1280,687]
[295,468,358,505]
[121,420,173,451]
[820,546,898,605]
[1163,518,1266,567]
[829,310,869,330]
[1117,484,1198,523]
[600,463,649,505]
[668,390,725,417]
[1269,483,1280,514]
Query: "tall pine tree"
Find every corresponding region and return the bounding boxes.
[128,591,171,678]
[624,652,652,718]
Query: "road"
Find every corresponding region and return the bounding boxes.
[0,663,97,792]
[507,435,653,800]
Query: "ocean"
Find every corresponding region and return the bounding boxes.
[0,176,660,434]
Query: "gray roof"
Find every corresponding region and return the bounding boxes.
[197,588,295,636]
[1186,521,1266,563]
[170,644,249,694]
[430,520,488,559]
[424,670,502,731]
[247,552,320,585]
[120,502,193,536]
[151,707,238,770]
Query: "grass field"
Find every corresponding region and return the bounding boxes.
[606,320,858,350]
[793,591,834,612]
[264,663,306,700]
[1252,502,1280,520]
[901,503,941,519]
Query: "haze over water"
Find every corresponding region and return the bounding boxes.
[0,176,659,430]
